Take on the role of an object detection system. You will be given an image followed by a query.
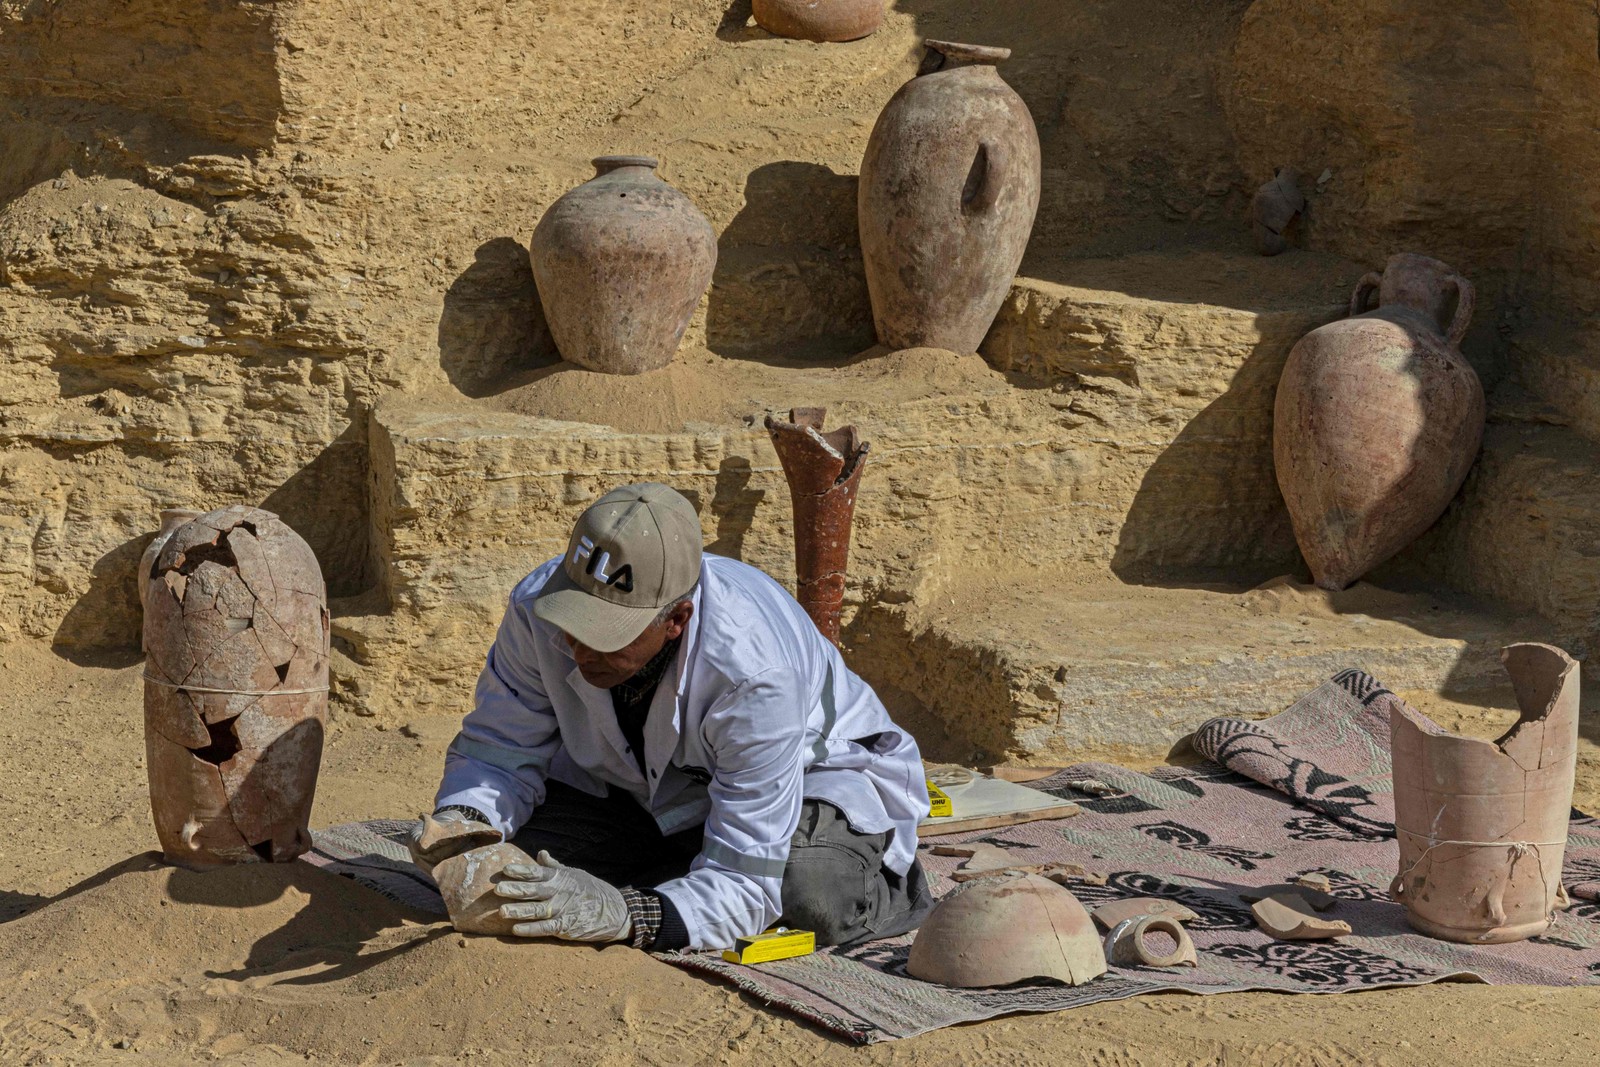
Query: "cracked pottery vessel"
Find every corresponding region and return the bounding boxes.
[1390,643,1579,943]
[752,0,882,41]
[433,842,536,935]
[529,156,717,375]
[858,40,1040,354]
[1250,167,1304,255]
[142,505,329,868]
[1273,253,1485,590]
[907,872,1105,987]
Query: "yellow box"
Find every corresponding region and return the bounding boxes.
[927,780,953,818]
[722,928,816,965]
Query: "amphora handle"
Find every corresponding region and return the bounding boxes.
[1349,272,1383,317]
[1442,272,1475,347]
[962,140,1006,216]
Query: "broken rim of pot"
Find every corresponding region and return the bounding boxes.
[1391,643,1578,770]
[1104,915,1198,968]
[592,155,660,175]
[920,40,1011,72]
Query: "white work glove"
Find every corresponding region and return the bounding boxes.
[494,850,633,943]
[407,809,502,873]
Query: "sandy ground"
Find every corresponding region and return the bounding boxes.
[2,640,1596,1066]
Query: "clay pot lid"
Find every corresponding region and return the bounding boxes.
[592,154,660,174]
[921,40,1012,69]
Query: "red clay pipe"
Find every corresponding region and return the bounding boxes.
[764,407,869,646]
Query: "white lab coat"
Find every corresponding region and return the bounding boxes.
[435,553,929,950]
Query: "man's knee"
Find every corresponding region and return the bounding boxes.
[779,846,874,946]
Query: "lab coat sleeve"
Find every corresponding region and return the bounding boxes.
[433,593,562,837]
[652,667,806,950]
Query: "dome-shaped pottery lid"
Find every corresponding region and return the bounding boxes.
[592,154,660,175]
[920,40,1011,73]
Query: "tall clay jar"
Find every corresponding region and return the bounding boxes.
[529,156,717,375]
[858,40,1041,354]
[1273,252,1485,589]
[753,0,883,42]
[142,505,329,867]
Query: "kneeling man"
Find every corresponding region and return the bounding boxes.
[410,482,931,951]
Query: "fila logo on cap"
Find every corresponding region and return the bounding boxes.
[571,535,634,593]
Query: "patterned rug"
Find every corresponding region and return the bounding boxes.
[304,668,1600,1044]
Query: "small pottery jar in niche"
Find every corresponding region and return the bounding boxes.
[1273,252,1485,590]
[858,40,1041,354]
[753,0,883,42]
[529,156,717,375]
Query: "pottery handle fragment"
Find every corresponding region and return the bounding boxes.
[1348,271,1382,317]
[1443,272,1475,347]
[963,140,1005,216]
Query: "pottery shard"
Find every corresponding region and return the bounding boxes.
[1239,884,1339,912]
[1273,252,1484,590]
[752,0,882,42]
[1251,893,1352,940]
[1104,915,1199,968]
[907,872,1106,988]
[1390,642,1579,944]
[433,843,537,935]
[1091,897,1200,932]
[858,40,1041,354]
[530,156,716,375]
[141,506,327,868]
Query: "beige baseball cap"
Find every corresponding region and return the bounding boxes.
[533,482,704,653]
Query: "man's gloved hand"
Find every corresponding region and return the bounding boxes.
[494,850,633,943]
[407,808,502,873]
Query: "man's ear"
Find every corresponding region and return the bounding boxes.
[665,600,694,639]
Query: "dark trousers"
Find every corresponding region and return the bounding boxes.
[509,780,931,948]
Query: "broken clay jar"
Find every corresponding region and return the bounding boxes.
[529,156,717,375]
[1273,252,1485,589]
[752,0,882,42]
[1250,167,1304,256]
[907,872,1106,988]
[142,505,329,868]
[858,40,1041,354]
[1390,643,1580,943]
[138,508,205,649]
[1104,915,1198,968]
[432,842,536,935]
[764,407,869,645]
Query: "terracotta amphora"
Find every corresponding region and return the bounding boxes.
[753,0,882,41]
[1390,643,1579,943]
[1273,253,1485,589]
[138,508,204,649]
[858,40,1041,354]
[142,505,329,868]
[529,156,717,375]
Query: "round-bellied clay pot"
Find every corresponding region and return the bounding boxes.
[529,156,717,375]
[753,0,882,42]
[1273,252,1485,589]
[858,40,1041,354]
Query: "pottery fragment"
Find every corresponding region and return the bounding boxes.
[907,872,1106,988]
[1251,893,1351,940]
[1239,883,1339,912]
[433,842,538,935]
[1091,897,1200,932]
[752,0,882,41]
[1104,915,1199,968]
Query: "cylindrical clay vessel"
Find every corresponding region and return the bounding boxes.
[1273,252,1485,589]
[142,505,329,867]
[858,40,1041,354]
[529,156,717,375]
[753,0,883,42]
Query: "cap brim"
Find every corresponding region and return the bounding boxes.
[532,567,657,654]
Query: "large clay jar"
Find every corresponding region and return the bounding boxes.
[529,156,717,375]
[753,0,882,42]
[1273,253,1485,589]
[142,505,329,868]
[1390,643,1579,943]
[858,40,1041,354]
[138,508,204,649]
